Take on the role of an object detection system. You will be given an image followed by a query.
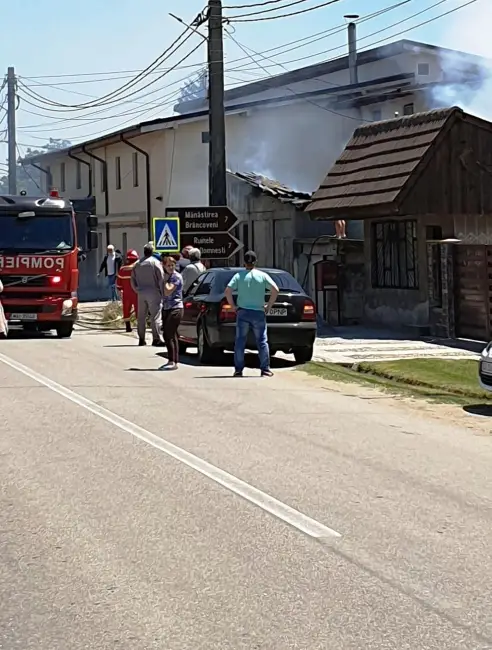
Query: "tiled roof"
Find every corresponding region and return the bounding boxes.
[228,170,311,208]
[306,107,461,216]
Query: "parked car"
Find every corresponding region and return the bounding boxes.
[178,267,317,364]
[479,343,492,391]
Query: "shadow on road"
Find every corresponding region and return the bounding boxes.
[124,349,296,377]
[463,404,492,417]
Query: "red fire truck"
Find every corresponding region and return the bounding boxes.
[0,190,98,338]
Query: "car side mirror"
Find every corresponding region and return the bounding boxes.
[87,231,98,250]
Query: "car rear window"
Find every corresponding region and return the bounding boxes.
[213,269,303,293]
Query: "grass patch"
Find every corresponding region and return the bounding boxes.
[301,358,492,405]
[101,301,125,327]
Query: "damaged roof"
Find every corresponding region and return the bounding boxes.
[228,170,311,208]
[306,106,462,217]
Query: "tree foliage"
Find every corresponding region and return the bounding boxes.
[0,138,72,194]
[177,70,208,103]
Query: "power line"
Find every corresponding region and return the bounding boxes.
[235,0,462,70]
[17,144,46,194]
[18,26,202,110]
[224,0,292,7]
[226,0,343,22]
[16,38,203,115]
[15,2,410,86]
[226,0,309,19]
[226,29,371,122]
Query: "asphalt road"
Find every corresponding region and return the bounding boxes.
[1,328,492,649]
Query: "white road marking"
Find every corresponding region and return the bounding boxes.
[0,352,341,540]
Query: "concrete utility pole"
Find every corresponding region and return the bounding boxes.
[7,66,17,195]
[207,0,227,206]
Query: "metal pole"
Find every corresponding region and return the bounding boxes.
[7,66,17,194]
[207,0,227,206]
[347,22,358,86]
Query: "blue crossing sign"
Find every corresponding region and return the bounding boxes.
[152,217,180,254]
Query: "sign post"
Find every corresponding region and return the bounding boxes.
[164,206,243,260]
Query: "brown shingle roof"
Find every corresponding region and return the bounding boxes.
[306,107,462,216]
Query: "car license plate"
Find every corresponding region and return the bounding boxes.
[482,360,492,375]
[269,307,287,317]
[9,313,37,321]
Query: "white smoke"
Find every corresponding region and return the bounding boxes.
[430,0,492,120]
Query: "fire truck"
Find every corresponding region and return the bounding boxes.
[0,189,98,338]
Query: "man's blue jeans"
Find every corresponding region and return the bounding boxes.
[234,308,270,372]
[108,274,118,302]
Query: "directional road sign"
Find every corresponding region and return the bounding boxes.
[180,232,243,260]
[152,217,180,254]
[165,206,239,234]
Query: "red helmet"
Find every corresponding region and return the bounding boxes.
[126,249,139,262]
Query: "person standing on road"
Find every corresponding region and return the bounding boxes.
[98,244,122,302]
[116,249,139,333]
[160,257,184,371]
[181,248,206,293]
[130,243,164,347]
[177,246,193,273]
[224,251,279,378]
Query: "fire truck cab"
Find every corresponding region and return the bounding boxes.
[0,190,98,338]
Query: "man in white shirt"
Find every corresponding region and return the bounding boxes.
[98,244,122,302]
[181,248,206,293]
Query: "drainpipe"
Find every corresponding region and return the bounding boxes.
[82,144,108,216]
[29,161,51,193]
[68,150,92,198]
[345,16,359,86]
[120,134,151,241]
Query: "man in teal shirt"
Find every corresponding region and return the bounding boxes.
[224,250,279,377]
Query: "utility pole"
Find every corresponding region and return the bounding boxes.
[7,66,17,195]
[207,0,227,206]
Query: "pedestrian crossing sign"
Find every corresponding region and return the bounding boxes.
[152,217,180,254]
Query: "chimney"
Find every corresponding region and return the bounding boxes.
[345,15,359,86]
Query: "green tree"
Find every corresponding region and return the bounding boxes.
[0,138,72,194]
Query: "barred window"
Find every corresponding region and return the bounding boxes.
[371,220,418,289]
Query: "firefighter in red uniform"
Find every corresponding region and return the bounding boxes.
[117,249,139,333]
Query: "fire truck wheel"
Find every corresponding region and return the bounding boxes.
[56,322,74,339]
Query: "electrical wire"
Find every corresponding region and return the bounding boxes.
[225,0,414,73]
[17,32,202,111]
[17,144,46,194]
[17,65,209,129]
[226,0,309,19]
[226,0,343,22]
[16,1,411,87]
[229,0,465,72]
[16,0,476,150]
[225,29,371,122]
[224,0,294,8]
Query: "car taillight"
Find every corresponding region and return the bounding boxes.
[302,300,316,321]
[184,301,193,309]
[219,300,236,322]
[49,276,62,285]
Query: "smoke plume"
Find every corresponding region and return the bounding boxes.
[430,0,492,120]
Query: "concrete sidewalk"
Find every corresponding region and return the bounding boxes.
[313,326,480,363]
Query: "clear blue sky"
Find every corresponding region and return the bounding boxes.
[0,0,485,164]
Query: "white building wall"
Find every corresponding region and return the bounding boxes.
[29,84,429,248]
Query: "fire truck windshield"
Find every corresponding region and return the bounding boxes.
[0,213,74,252]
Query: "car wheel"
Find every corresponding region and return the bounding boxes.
[293,345,313,364]
[56,322,74,339]
[197,324,220,364]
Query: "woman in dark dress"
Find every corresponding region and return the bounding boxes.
[160,257,184,370]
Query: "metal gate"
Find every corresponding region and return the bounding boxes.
[454,245,491,341]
